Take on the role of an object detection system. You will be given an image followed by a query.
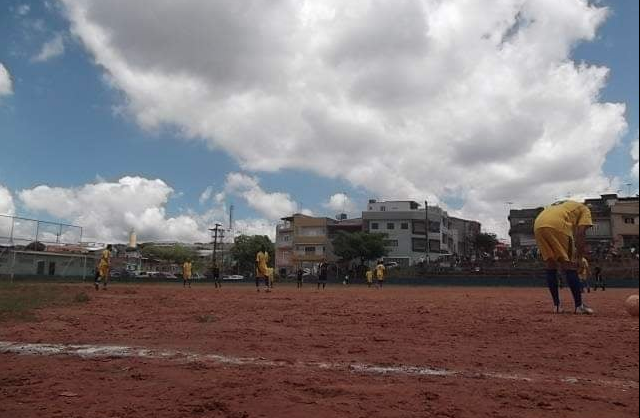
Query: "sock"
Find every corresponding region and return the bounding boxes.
[565,270,583,308]
[545,269,560,307]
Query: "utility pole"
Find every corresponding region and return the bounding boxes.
[209,223,223,272]
[424,200,429,265]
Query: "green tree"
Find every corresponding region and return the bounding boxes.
[331,231,388,266]
[474,232,498,255]
[230,235,274,275]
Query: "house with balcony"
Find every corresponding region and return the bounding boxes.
[275,214,363,277]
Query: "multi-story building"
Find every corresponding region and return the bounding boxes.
[275,214,362,276]
[508,207,543,253]
[509,194,639,253]
[362,200,457,266]
[449,217,481,258]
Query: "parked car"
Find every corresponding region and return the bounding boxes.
[135,271,158,279]
[191,272,204,280]
[384,262,399,269]
[222,274,244,281]
[286,268,312,279]
[153,272,177,279]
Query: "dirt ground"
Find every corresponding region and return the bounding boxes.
[0,283,638,418]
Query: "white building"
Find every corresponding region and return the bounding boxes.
[362,200,457,266]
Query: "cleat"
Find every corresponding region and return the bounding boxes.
[575,305,594,315]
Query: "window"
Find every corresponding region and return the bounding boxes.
[412,221,425,234]
[384,240,399,247]
[380,206,386,211]
[401,223,409,230]
[371,222,379,230]
[48,261,56,276]
[387,223,395,230]
[36,260,45,275]
[428,221,441,233]
[624,217,636,224]
[429,239,441,252]
[442,233,447,244]
[412,238,427,252]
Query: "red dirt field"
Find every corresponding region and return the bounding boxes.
[1,284,638,418]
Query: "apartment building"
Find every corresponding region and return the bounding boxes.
[362,200,456,266]
[275,214,363,277]
[449,217,481,258]
[509,194,639,252]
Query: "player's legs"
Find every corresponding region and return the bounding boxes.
[94,269,100,290]
[536,228,567,311]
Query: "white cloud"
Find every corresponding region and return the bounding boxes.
[224,172,300,220]
[16,4,30,16]
[17,176,224,243]
[233,218,277,240]
[0,185,15,215]
[60,0,627,238]
[631,132,639,181]
[0,64,13,97]
[323,193,357,216]
[198,186,214,205]
[32,33,65,62]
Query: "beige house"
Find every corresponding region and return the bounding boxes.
[610,198,639,249]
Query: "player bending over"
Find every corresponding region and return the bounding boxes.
[534,201,594,314]
[95,244,112,291]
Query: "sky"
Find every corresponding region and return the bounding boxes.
[0,0,638,244]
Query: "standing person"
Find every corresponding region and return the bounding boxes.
[267,267,275,290]
[255,246,270,292]
[375,260,385,289]
[296,268,304,289]
[578,257,591,294]
[317,261,328,290]
[95,244,112,291]
[593,265,606,291]
[365,268,373,288]
[533,200,594,314]
[212,263,221,289]
[183,259,192,288]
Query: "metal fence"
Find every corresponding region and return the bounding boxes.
[0,214,83,247]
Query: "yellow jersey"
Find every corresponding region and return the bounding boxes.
[366,271,373,282]
[534,201,593,237]
[578,258,589,280]
[375,264,385,280]
[183,261,192,277]
[256,251,269,276]
[99,249,110,268]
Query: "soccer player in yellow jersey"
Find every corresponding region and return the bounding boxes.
[95,244,112,291]
[578,257,590,294]
[255,246,270,292]
[183,259,192,288]
[375,261,385,289]
[366,269,373,288]
[534,201,594,314]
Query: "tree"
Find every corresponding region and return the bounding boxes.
[230,235,274,275]
[474,232,498,255]
[331,231,388,266]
